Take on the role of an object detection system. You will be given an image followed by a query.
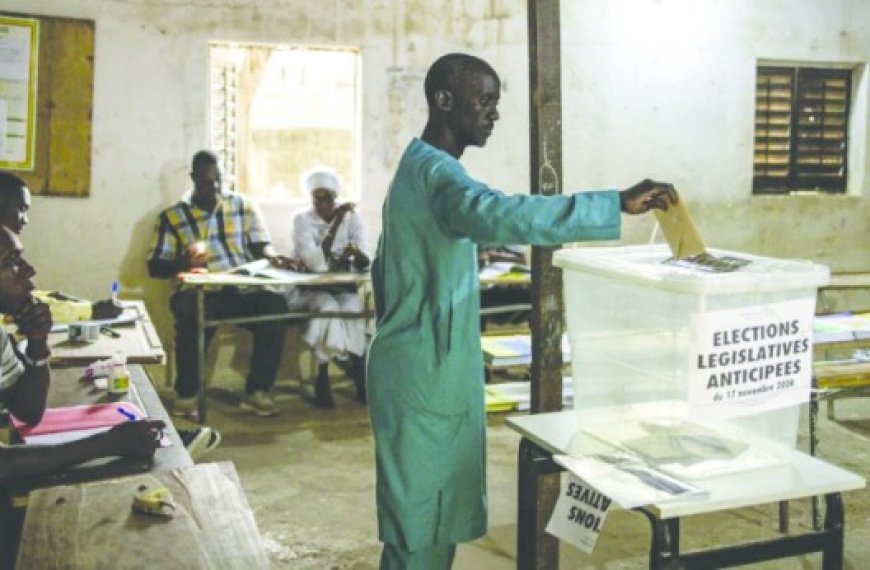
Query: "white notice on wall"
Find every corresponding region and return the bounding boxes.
[546,473,612,554]
[687,297,815,420]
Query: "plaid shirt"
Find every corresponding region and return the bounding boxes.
[148,191,271,272]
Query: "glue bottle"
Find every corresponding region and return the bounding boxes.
[109,351,130,395]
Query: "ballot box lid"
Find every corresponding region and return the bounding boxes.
[553,245,830,295]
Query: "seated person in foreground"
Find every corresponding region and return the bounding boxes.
[0,225,163,486]
[0,172,217,458]
[286,168,369,408]
[147,150,297,418]
[0,172,122,322]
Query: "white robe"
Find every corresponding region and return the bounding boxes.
[286,208,368,363]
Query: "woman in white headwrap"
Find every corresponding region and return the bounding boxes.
[287,167,368,407]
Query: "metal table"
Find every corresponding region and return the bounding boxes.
[507,410,865,569]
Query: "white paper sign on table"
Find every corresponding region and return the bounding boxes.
[546,473,613,554]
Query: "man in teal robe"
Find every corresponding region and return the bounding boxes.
[367,53,677,568]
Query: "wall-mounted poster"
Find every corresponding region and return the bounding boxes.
[0,16,38,170]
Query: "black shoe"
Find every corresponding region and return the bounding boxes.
[314,363,334,409]
[349,354,366,403]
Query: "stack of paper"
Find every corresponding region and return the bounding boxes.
[484,380,574,413]
[813,312,870,344]
[479,261,531,282]
[481,334,570,367]
[554,452,708,509]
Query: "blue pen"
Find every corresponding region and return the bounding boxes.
[117,406,137,421]
[111,280,120,305]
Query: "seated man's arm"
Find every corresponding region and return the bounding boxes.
[147,257,185,279]
[250,242,301,271]
[0,301,52,425]
[292,213,329,272]
[345,212,370,270]
[147,212,189,278]
[0,420,164,486]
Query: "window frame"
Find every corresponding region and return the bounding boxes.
[207,42,363,204]
[752,64,852,196]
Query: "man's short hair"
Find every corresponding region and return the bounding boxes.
[424,53,498,107]
[191,150,219,172]
[0,172,27,211]
[0,172,26,197]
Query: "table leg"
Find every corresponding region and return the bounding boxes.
[822,493,844,570]
[640,509,680,570]
[517,438,561,569]
[778,501,789,534]
[809,389,821,529]
[196,287,207,424]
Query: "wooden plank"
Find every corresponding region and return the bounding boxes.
[528,0,564,415]
[524,0,563,568]
[16,462,269,569]
[0,11,94,197]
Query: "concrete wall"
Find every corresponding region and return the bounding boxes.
[563,0,870,272]
[3,0,870,384]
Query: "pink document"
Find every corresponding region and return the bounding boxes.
[12,402,147,440]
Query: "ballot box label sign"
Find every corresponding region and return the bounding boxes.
[688,298,814,420]
[546,473,612,554]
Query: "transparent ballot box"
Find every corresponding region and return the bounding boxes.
[553,245,829,479]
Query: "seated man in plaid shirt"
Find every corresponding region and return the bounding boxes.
[148,150,298,418]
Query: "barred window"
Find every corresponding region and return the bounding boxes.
[753,66,851,195]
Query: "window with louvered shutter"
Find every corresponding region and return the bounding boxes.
[753,66,851,195]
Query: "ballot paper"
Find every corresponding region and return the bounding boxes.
[654,197,706,259]
[654,198,750,272]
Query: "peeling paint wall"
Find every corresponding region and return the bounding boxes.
[2,0,528,376]
[2,0,869,373]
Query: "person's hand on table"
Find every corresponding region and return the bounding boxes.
[619,179,678,215]
[266,254,304,271]
[183,242,208,270]
[92,299,123,320]
[104,420,166,459]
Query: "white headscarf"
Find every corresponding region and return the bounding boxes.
[303,167,341,197]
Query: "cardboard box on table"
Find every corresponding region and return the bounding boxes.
[553,245,829,480]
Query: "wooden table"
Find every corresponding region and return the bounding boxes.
[7,365,192,502]
[179,271,373,422]
[46,301,165,366]
[16,461,268,569]
[507,410,865,569]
